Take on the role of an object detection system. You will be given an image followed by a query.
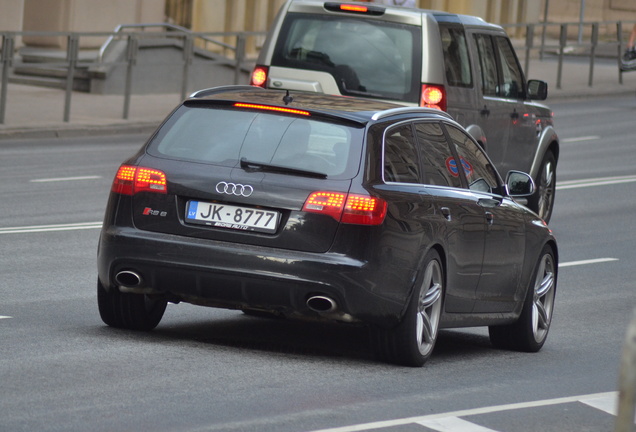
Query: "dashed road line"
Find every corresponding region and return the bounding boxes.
[417,416,498,431]
[0,222,102,235]
[30,175,102,183]
[560,258,619,268]
[561,136,600,143]
[557,175,636,190]
[305,392,617,432]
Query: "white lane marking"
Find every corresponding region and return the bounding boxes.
[561,136,600,143]
[0,222,102,235]
[305,392,617,432]
[30,175,102,183]
[0,316,12,319]
[580,392,617,416]
[557,175,636,190]
[417,416,498,431]
[559,258,619,268]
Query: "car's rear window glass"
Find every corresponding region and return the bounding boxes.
[272,13,421,103]
[147,105,363,179]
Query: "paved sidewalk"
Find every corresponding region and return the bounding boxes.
[1,53,636,140]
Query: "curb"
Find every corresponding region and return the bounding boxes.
[0,121,161,140]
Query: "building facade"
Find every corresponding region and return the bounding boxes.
[1,0,636,49]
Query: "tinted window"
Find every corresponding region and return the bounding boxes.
[445,125,499,193]
[414,122,462,188]
[383,124,420,184]
[147,105,362,178]
[272,13,421,103]
[474,34,499,97]
[440,26,472,88]
[474,34,525,99]
[494,36,525,99]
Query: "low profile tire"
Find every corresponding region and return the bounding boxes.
[489,245,557,352]
[97,279,167,331]
[373,250,444,367]
[528,151,556,223]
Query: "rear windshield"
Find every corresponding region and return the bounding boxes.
[147,105,364,179]
[272,13,421,103]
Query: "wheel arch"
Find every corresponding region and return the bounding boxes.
[529,127,559,179]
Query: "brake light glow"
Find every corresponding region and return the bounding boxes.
[420,84,447,111]
[250,65,268,87]
[340,4,368,12]
[303,191,387,225]
[234,102,310,116]
[112,165,167,195]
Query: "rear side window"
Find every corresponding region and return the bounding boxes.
[147,105,362,178]
[414,122,462,188]
[272,13,422,103]
[383,124,420,184]
[440,26,472,88]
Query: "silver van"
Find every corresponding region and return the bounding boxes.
[251,0,559,221]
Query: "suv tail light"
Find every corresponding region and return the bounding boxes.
[250,65,269,87]
[420,84,446,111]
[112,165,167,195]
[303,191,387,226]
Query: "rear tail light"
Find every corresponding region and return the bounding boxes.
[250,65,269,87]
[420,84,446,111]
[112,165,167,195]
[303,191,387,226]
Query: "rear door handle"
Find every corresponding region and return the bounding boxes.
[480,105,490,117]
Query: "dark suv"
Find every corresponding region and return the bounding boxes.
[251,0,559,221]
[97,86,558,366]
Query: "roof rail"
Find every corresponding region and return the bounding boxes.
[188,85,264,98]
[371,107,454,121]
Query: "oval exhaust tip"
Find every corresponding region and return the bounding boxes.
[115,270,142,288]
[306,295,337,313]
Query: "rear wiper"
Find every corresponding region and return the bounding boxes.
[240,158,327,179]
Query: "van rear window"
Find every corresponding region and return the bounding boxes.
[147,105,363,179]
[272,13,421,103]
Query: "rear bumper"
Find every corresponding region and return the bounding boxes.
[97,226,409,327]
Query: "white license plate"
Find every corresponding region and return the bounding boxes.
[186,201,280,233]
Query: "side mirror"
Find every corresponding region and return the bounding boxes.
[506,171,535,197]
[527,79,548,101]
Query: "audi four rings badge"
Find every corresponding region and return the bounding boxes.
[216,182,254,197]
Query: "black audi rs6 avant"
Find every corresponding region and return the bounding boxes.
[97,86,558,366]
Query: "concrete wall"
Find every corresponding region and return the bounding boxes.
[0,0,25,32]
[21,0,164,49]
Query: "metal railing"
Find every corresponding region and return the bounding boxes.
[0,28,265,124]
[503,20,636,89]
[1,20,635,125]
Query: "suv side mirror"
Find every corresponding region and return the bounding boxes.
[527,79,548,101]
[506,171,535,197]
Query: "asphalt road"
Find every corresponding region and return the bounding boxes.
[1,95,635,432]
